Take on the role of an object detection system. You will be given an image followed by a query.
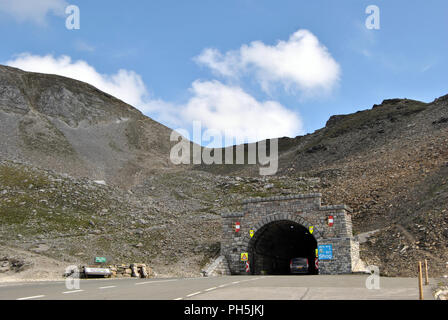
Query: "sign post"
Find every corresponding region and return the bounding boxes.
[418,261,424,300]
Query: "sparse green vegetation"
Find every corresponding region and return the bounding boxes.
[0,164,50,189]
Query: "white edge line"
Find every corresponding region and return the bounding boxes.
[17,295,45,300]
[186,291,202,297]
[174,297,183,300]
[62,289,84,294]
[99,286,116,289]
[204,287,217,292]
[135,279,177,285]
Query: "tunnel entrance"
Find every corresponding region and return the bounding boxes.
[248,220,318,275]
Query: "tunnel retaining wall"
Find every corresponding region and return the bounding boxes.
[221,193,360,275]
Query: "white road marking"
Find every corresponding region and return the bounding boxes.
[178,279,252,300]
[135,279,178,285]
[204,287,217,292]
[186,291,202,297]
[62,290,84,294]
[99,286,116,289]
[17,295,45,300]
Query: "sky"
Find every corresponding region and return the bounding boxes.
[0,0,447,147]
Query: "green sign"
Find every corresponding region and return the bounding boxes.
[95,257,107,263]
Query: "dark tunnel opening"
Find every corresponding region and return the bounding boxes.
[248,220,318,275]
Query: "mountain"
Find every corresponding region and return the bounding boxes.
[0,64,447,278]
[0,65,177,188]
[283,96,448,276]
[198,95,448,276]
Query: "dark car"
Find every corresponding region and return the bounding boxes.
[289,257,309,274]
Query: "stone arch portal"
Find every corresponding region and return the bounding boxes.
[221,193,361,275]
[248,219,318,275]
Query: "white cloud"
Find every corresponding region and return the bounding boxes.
[0,0,68,25]
[6,53,303,144]
[74,40,96,53]
[195,48,241,78]
[181,80,302,142]
[195,29,341,96]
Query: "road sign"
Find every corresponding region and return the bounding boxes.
[234,222,241,233]
[328,215,334,227]
[318,245,333,260]
[309,226,314,234]
[245,261,250,273]
[241,252,248,261]
[95,257,107,263]
[249,230,254,238]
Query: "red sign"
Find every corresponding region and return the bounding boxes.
[235,222,241,232]
[315,257,319,270]
[245,262,250,273]
[328,216,334,227]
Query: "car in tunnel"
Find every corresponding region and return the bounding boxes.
[289,257,309,274]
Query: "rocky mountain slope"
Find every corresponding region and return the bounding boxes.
[283,97,448,277]
[0,64,447,278]
[0,158,320,278]
[199,96,448,277]
[0,65,176,188]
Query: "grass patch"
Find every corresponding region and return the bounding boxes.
[0,164,51,189]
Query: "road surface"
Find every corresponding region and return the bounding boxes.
[0,275,434,300]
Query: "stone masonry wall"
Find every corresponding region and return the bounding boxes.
[221,193,360,275]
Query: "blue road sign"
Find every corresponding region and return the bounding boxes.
[318,245,333,260]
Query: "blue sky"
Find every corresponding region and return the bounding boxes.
[1,0,447,146]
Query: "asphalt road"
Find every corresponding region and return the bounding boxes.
[0,275,435,300]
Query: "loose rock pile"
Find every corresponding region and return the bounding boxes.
[435,287,448,300]
[109,263,154,278]
[0,256,32,273]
